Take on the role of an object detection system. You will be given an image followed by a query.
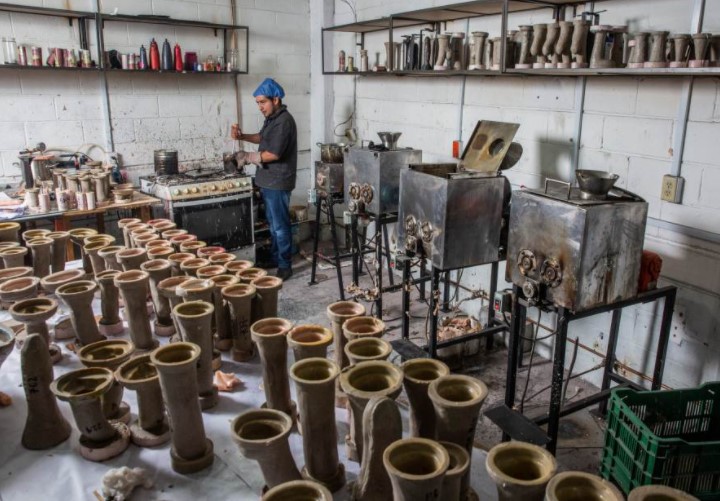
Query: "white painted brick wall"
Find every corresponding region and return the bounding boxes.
[333,0,720,391]
[0,0,311,205]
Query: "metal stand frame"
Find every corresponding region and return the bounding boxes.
[349,212,397,317]
[308,193,348,300]
[398,257,508,359]
[492,285,677,455]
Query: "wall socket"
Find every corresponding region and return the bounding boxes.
[661,175,684,203]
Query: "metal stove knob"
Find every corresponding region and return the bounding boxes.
[182,188,189,195]
[191,187,199,194]
[172,189,180,196]
[210,184,217,191]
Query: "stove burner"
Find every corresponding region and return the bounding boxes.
[145,170,245,187]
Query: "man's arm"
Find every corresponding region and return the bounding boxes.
[239,133,261,144]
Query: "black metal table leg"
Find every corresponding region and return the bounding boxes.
[428,268,441,358]
[652,288,676,390]
[597,309,622,416]
[546,308,570,454]
[374,219,383,318]
[308,197,323,286]
[486,261,499,350]
[351,213,360,285]
[419,259,427,300]
[401,257,411,340]
[442,270,451,312]
[517,303,527,369]
[326,197,345,300]
[382,220,394,287]
[502,285,523,442]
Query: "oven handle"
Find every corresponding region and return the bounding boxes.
[171,192,252,208]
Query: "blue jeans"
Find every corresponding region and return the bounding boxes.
[261,188,292,270]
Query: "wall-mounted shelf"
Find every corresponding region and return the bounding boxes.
[322,0,719,78]
[98,13,239,31]
[0,2,94,19]
[0,4,250,75]
[0,64,100,72]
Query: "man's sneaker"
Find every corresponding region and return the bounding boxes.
[277,267,293,280]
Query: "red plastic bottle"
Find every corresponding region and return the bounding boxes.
[174,43,183,72]
[149,38,160,70]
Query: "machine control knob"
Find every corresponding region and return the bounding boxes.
[348,199,364,214]
[517,249,537,276]
[172,189,180,196]
[405,215,417,235]
[405,235,418,254]
[182,188,189,195]
[210,184,217,191]
[348,182,361,200]
[419,221,434,243]
[191,187,199,194]
[540,258,563,288]
[522,280,539,302]
[360,184,373,204]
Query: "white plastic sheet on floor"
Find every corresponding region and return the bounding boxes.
[0,264,498,500]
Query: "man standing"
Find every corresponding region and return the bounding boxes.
[232,78,297,280]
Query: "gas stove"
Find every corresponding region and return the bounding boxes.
[140,169,252,201]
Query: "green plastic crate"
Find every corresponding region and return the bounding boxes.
[600,382,720,500]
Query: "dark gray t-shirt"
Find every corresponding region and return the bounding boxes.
[256,105,297,191]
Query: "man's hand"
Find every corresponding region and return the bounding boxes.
[231,123,242,140]
[235,151,262,166]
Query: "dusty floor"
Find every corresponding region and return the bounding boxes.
[278,242,607,474]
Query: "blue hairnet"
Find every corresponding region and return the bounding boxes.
[253,78,285,99]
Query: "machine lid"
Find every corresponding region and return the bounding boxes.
[459,120,520,175]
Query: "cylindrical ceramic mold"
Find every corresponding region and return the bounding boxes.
[327,301,366,407]
[151,342,214,473]
[231,408,301,491]
[402,358,450,439]
[344,337,393,365]
[382,437,450,501]
[172,300,218,409]
[250,317,295,416]
[289,357,345,491]
[115,353,171,447]
[114,270,157,350]
[287,324,333,361]
[544,471,624,501]
[50,366,130,461]
[486,441,558,501]
[56,280,105,345]
[339,360,403,463]
[222,283,257,361]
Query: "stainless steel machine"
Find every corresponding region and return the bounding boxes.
[488,172,674,457]
[344,141,422,215]
[397,121,519,271]
[506,173,648,313]
[315,161,344,197]
[395,120,521,360]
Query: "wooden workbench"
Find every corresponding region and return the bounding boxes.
[10,192,162,259]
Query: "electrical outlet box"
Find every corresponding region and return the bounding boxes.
[493,290,513,315]
[661,175,684,203]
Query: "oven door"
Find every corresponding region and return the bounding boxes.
[169,193,254,250]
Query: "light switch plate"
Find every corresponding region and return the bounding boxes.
[661,175,684,203]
